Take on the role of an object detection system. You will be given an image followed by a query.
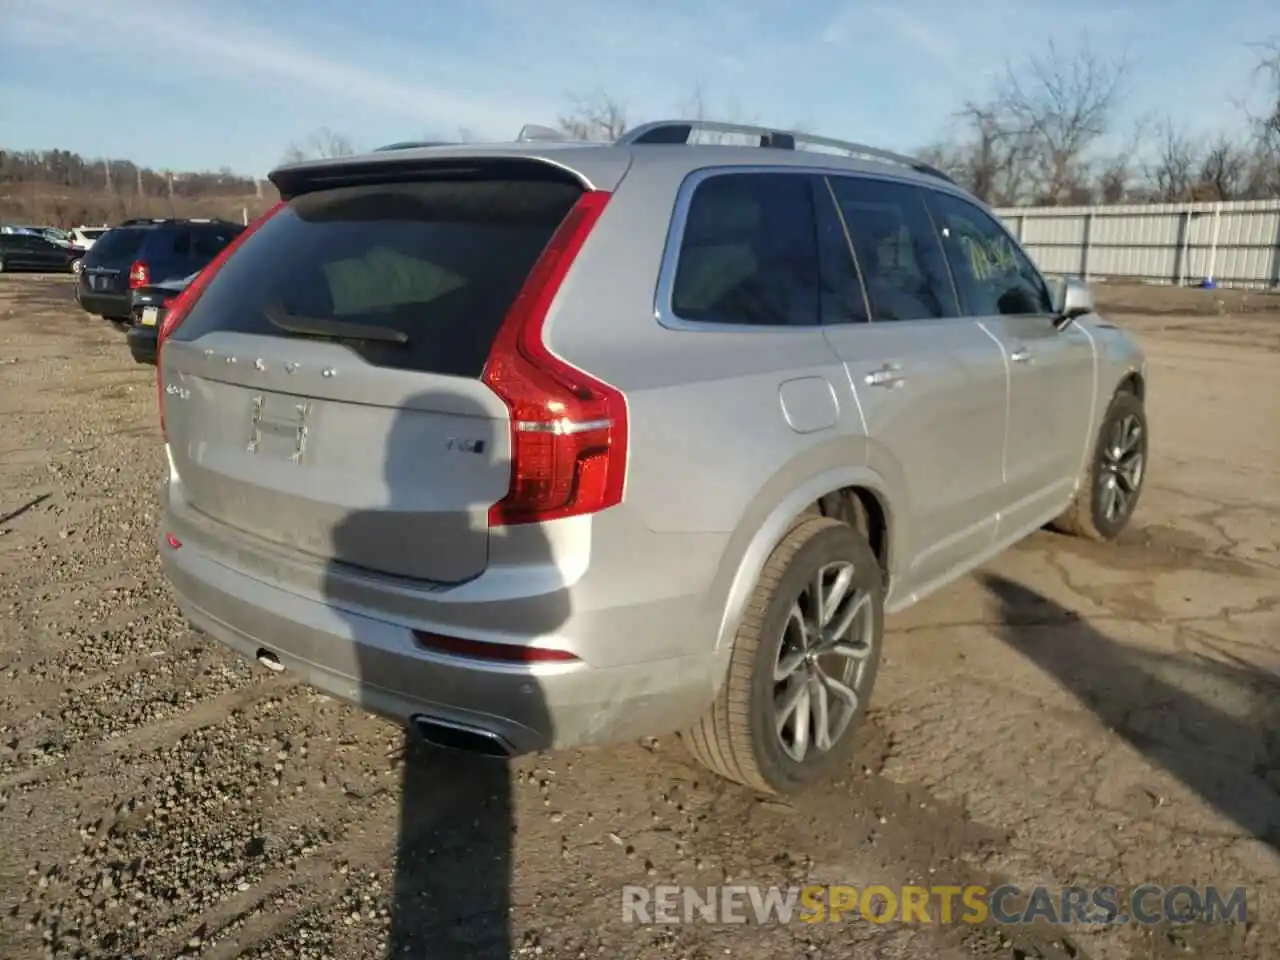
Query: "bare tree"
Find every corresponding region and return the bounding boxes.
[673,82,767,143]
[995,37,1129,204]
[1147,118,1198,201]
[919,103,1033,205]
[558,93,631,142]
[280,128,358,165]
[1245,38,1280,193]
[1196,134,1250,200]
[1094,118,1150,204]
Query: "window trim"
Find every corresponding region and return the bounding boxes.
[654,166,833,333]
[921,188,1056,319]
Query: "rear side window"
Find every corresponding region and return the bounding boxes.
[171,178,582,377]
[924,191,1053,316]
[168,230,193,256]
[191,226,241,259]
[89,228,146,261]
[83,229,106,240]
[827,177,958,322]
[671,173,821,327]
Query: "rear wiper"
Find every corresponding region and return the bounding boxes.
[262,302,409,344]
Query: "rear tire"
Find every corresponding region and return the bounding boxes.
[682,516,884,795]
[1051,390,1148,541]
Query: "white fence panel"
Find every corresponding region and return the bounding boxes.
[994,199,1280,289]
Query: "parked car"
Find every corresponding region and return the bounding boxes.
[153,121,1148,795]
[70,226,108,250]
[0,231,83,273]
[76,218,243,322]
[126,274,191,364]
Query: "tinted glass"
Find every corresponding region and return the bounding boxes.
[169,230,193,256]
[827,177,958,322]
[83,229,106,240]
[813,181,869,325]
[671,173,821,327]
[89,228,146,261]
[191,225,241,259]
[171,178,583,377]
[925,191,1053,316]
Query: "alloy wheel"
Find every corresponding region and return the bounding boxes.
[773,560,876,762]
[1099,413,1144,522]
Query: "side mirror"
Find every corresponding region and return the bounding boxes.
[1053,276,1094,328]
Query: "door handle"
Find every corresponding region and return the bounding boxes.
[1010,347,1033,363]
[863,363,906,388]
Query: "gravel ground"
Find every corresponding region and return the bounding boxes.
[0,275,1276,960]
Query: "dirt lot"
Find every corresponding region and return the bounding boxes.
[0,276,1276,960]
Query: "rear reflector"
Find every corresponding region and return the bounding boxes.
[412,630,580,663]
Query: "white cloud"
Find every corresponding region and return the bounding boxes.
[1,0,535,136]
[865,5,957,59]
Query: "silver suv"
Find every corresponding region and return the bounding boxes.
[155,120,1148,795]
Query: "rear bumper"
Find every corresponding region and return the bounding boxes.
[159,529,720,754]
[127,324,157,364]
[78,290,130,318]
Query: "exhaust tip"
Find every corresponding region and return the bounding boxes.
[410,714,512,758]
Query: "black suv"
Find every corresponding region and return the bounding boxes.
[77,218,243,322]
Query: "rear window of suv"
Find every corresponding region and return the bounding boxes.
[89,228,146,261]
[170,178,583,377]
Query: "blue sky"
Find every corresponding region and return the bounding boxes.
[2,0,1276,176]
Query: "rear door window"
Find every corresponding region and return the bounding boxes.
[670,172,822,327]
[826,176,959,322]
[170,178,583,377]
[89,228,146,261]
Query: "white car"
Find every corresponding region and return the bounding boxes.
[69,226,108,250]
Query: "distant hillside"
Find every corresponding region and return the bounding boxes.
[0,148,279,227]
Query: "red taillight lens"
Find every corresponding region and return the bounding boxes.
[480,190,627,526]
[129,261,150,288]
[156,201,285,439]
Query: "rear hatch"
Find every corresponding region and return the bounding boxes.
[82,226,147,295]
[161,170,586,584]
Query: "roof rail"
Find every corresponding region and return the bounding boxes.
[517,123,568,142]
[616,120,955,184]
[372,140,455,151]
[118,217,240,227]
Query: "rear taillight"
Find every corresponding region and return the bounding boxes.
[480,190,627,526]
[129,261,149,288]
[156,201,285,440]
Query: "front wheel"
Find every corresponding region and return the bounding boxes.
[1051,390,1148,541]
[682,516,884,795]
[71,258,83,275]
